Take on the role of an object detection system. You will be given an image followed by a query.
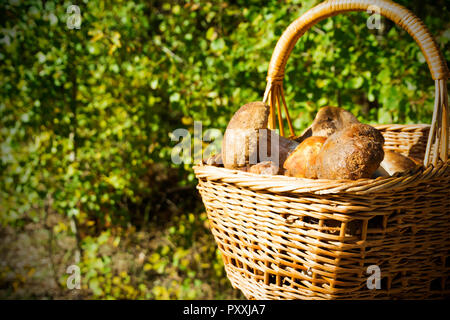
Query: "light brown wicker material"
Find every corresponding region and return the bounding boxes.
[194,0,449,299]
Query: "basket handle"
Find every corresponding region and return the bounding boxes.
[263,0,449,166]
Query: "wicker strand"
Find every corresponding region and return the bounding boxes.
[274,85,286,137]
[440,79,449,162]
[424,80,440,165]
[280,86,295,138]
[433,81,443,166]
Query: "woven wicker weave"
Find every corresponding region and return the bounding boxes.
[194,0,449,299]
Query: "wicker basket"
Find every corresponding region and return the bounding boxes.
[194,0,450,299]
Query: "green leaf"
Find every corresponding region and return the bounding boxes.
[211,38,225,52]
[170,92,180,102]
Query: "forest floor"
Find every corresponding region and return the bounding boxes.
[0,214,85,299]
[0,211,243,300]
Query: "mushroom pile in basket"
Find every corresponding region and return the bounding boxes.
[206,102,422,180]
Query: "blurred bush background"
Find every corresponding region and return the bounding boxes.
[0,0,448,299]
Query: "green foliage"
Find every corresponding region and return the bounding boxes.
[56,211,238,299]
[1,0,449,299]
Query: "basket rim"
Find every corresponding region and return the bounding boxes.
[194,123,448,195]
[193,161,449,195]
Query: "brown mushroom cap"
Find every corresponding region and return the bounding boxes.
[222,102,270,169]
[296,106,360,143]
[380,150,418,175]
[249,161,280,175]
[283,136,327,178]
[314,123,385,180]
